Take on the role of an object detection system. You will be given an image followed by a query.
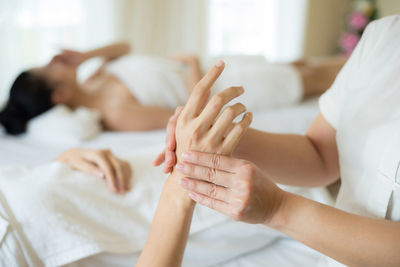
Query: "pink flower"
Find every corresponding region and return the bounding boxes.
[340,32,361,55]
[349,11,369,31]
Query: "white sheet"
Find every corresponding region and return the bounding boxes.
[0,98,325,266]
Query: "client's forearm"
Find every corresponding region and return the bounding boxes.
[136,171,195,267]
[233,128,338,187]
[86,42,131,61]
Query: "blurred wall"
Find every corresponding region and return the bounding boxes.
[302,0,400,58]
[302,0,351,58]
[377,0,400,16]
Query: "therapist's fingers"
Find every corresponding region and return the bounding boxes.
[197,86,244,132]
[152,150,165,167]
[176,162,234,187]
[223,112,253,151]
[188,192,232,217]
[181,151,242,173]
[180,178,231,202]
[181,60,225,120]
[208,102,246,141]
[163,150,177,173]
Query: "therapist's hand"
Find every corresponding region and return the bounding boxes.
[176,151,286,225]
[56,148,132,194]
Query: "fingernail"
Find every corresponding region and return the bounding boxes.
[240,86,245,93]
[215,59,224,67]
[182,152,191,160]
[180,178,188,187]
[189,192,199,201]
[176,163,185,171]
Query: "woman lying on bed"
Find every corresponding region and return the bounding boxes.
[140,16,400,267]
[0,42,345,135]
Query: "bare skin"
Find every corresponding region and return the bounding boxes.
[32,44,204,132]
[136,61,252,267]
[56,148,132,194]
[151,64,399,267]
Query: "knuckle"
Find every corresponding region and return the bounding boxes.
[212,95,224,109]
[224,106,236,118]
[211,154,221,169]
[100,149,111,156]
[240,162,255,176]
[206,184,218,198]
[206,167,217,183]
[209,198,216,210]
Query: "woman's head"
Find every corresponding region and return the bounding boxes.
[0,57,78,135]
[0,71,54,134]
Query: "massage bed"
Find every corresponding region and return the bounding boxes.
[0,97,331,267]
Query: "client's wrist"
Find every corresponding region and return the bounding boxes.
[163,170,195,209]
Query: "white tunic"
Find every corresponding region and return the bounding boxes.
[318,15,400,266]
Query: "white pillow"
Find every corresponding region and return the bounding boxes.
[27,105,102,145]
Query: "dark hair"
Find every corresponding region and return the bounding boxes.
[0,71,54,135]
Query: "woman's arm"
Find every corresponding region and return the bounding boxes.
[232,113,340,187]
[84,42,131,61]
[57,42,131,68]
[136,60,252,267]
[155,113,340,187]
[136,171,195,267]
[177,152,400,267]
[276,192,400,267]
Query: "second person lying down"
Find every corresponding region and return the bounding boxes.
[0,42,345,135]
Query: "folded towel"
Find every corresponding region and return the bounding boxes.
[0,152,333,266]
[27,105,102,145]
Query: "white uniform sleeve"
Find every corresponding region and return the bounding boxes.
[318,21,377,129]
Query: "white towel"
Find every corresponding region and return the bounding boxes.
[106,55,189,109]
[0,153,232,266]
[0,151,333,266]
[203,55,303,111]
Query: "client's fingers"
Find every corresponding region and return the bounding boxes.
[181,60,225,120]
[208,103,246,141]
[180,178,230,202]
[197,86,244,132]
[163,150,176,173]
[89,152,118,193]
[188,192,232,217]
[166,106,183,151]
[123,162,132,190]
[152,150,165,166]
[223,112,253,151]
[74,159,104,179]
[110,156,126,194]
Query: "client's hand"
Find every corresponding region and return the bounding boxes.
[172,59,252,163]
[162,60,252,201]
[153,61,252,172]
[56,148,132,194]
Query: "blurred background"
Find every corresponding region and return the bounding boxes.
[0,0,399,105]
